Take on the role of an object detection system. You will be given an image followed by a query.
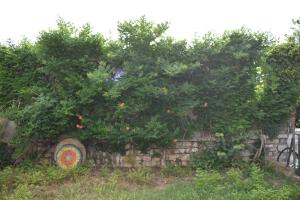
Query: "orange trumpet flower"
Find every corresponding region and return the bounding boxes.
[76,124,84,129]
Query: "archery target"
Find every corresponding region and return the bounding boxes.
[54,138,86,169]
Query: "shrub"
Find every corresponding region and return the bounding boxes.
[0,17,299,158]
[4,184,33,200]
[0,164,89,195]
[161,164,193,177]
[127,168,154,184]
[0,143,13,168]
[194,165,295,200]
[191,133,248,170]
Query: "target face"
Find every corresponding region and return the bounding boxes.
[54,138,86,170]
[55,144,82,169]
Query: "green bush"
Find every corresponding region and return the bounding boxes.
[195,165,297,200]
[1,163,300,200]
[0,17,299,157]
[0,143,13,168]
[4,184,33,200]
[161,164,193,177]
[127,168,154,184]
[0,164,89,195]
[191,132,248,170]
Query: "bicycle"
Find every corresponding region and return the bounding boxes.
[276,122,299,168]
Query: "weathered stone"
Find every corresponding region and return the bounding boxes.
[181,160,189,166]
[278,134,288,139]
[268,152,274,156]
[264,144,274,148]
[277,144,287,151]
[192,142,198,148]
[151,158,161,165]
[135,156,143,161]
[268,139,279,144]
[142,156,151,162]
[181,154,190,161]
[0,119,17,143]
[166,149,176,154]
[175,142,184,148]
[184,142,192,147]
[175,148,186,154]
[167,154,177,161]
[279,138,287,144]
[240,150,251,157]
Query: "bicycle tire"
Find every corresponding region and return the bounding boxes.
[277,147,299,167]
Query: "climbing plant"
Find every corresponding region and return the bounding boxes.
[0,17,300,154]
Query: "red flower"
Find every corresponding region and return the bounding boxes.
[76,113,84,120]
[203,101,208,108]
[76,124,84,129]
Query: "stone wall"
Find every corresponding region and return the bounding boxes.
[38,128,291,168]
[87,132,215,168]
[264,134,288,161]
[86,135,288,168]
[89,133,290,168]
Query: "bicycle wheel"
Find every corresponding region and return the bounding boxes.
[277,147,299,168]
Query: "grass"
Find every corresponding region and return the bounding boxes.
[0,163,300,200]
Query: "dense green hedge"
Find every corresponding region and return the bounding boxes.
[0,17,300,153]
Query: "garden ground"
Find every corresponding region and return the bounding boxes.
[1,162,300,200]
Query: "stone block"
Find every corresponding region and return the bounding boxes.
[142,156,151,162]
[166,148,176,154]
[135,156,143,161]
[278,134,288,139]
[277,144,287,151]
[0,119,17,144]
[151,158,161,167]
[181,154,190,161]
[167,154,177,161]
[175,148,186,154]
[268,152,274,157]
[240,150,251,157]
[185,141,193,147]
[245,140,256,144]
[175,142,184,148]
[143,161,151,167]
[264,144,274,148]
[181,160,189,166]
[192,142,198,148]
[279,138,287,144]
[268,139,279,144]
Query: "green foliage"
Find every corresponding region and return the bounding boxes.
[195,165,297,200]
[290,18,300,44]
[127,167,154,184]
[0,164,89,197]
[187,30,269,134]
[0,143,13,168]
[191,133,248,170]
[161,164,193,177]
[258,41,300,134]
[99,164,111,177]
[4,184,33,200]
[1,17,300,157]
[1,164,300,200]
[0,40,40,108]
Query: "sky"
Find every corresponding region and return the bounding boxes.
[0,0,299,43]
